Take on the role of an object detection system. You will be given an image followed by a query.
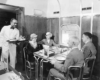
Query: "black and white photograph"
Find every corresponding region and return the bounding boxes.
[0,0,100,80]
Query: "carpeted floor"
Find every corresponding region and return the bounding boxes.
[15,62,48,80]
[15,62,100,80]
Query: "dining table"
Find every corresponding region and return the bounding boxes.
[33,46,69,80]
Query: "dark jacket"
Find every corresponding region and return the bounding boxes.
[26,42,43,62]
[82,41,96,59]
[54,48,84,73]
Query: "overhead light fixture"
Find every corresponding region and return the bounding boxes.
[82,7,92,11]
[53,11,60,14]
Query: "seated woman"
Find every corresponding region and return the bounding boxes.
[41,32,58,47]
[26,33,43,62]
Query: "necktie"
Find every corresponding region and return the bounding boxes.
[10,26,14,29]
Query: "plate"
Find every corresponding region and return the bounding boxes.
[55,56,66,61]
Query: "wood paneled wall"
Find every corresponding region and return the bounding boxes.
[24,16,80,44]
[81,16,91,46]
[47,18,59,43]
[92,15,100,76]
[23,16,47,41]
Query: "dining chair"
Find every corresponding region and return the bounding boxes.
[82,57,96,80]
[54,65,83,80]
[66,65,83,80]
[23,47,35,79]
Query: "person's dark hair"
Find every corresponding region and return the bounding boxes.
[83,32,92,39]
[0,47,2,60]
[10,18,17,23]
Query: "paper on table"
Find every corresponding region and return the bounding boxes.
[55,56,66,61]
[50,46,61,54]
[8,72,21,80]
[0,72,21,80]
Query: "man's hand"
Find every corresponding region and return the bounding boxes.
[50,58,57,64]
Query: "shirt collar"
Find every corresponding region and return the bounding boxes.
[10,25,15,29]
[85,39,91,44]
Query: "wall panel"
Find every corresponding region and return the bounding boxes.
[81,16,91,46]
[81,16,91,34]
[47,18,59,43]
[92,15,100,76]
[24,16,47,41]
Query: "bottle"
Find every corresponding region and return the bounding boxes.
[44,49,47,56]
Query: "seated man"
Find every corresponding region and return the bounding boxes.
[82,32,97,74]
[47,36,84,80]
[82,32,96,59]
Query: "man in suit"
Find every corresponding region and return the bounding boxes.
[82,32,96,74]
[82,32,96,59]
[47,36,84,80]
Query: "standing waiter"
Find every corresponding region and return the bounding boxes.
[0,18,19,69]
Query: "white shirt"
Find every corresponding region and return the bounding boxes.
[0,25,19,51]
[1,25,19,40]
[47,39,50,43]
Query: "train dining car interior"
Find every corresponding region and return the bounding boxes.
[0,0,100,80]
